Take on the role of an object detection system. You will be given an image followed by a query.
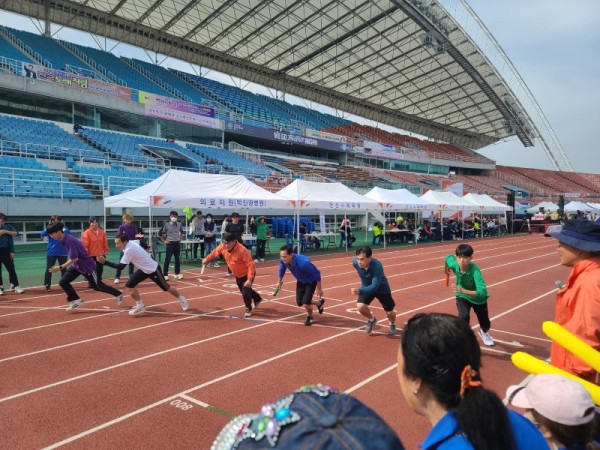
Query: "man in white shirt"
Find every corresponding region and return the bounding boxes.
[98,233,188,315]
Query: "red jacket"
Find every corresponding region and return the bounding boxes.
[551,256,600,384]
[206,241,256,280]
[81,227,109,257]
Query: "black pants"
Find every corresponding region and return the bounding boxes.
[192,239,205,259]
[59,267,122,302]
[163,241,181,275]
[255,239,266,259]
[235,275,262,309]
[456,297,491,332]
[0,248,20,287]
[44,255,67,287]
[115,250,134,279]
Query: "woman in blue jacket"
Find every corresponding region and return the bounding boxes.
[41,215,70,292]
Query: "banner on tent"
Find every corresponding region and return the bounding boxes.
[152,196,268,208]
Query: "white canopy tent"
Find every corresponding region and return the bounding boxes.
[364,187,438,211]
[364,186,439,247]
[103,170,292,252]
[564,201,599,213]
[421,190,481,239]
[526,202,559,215]
[276,179,380,251]
[462,193,512,212]
[104,169,291,210]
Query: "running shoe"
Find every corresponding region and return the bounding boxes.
[66,299,84,311]
[14,286,24,294]
[317,298,325,314]
[389,324,397,336]
[304,316,313,326]
[365,316,377,334]
[478,329,494,346]
[175,274,184,280]
[253,297,262,309]
[114,278,120,285]
[178,296,189,311]
[129,303,146,316]
[244,308,252,318]
[116,294,124,306]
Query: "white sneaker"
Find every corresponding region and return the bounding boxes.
[175,274,184,280]
[114,278,120,285]
[14,286,24,294]
[10,284,15,291]
[259,259,264,263]
[164,275,169,281]
[254,259,259,262]
[225,272,232,277]
[129,303,146,315]
[116,294,124,306]
[478,329,494,346]
[0,289,3,296]
[178,296,189,311]
[66,299,84,311]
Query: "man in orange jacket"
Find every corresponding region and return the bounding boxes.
[82,216,110,285]
[203,233,263,318]
[545,220,600,384]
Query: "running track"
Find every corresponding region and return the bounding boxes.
[0,234,566,449]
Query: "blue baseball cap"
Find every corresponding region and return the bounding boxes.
[545,219,600,252]
[211,384,404,449]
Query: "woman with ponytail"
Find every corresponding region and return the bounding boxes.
[397,313,549,450]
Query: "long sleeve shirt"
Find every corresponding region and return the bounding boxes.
[444,255,489,305]
[0,223,17,253]
[551,256,600,384]
[352,257,390,295]
[205,241,256,280]
[81,227,109,257]
[278,254,321,284]
[41,226,70,256]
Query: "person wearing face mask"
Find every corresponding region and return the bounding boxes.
[191,210,206,261]
[160,211,184,280]
[203,214,219,267]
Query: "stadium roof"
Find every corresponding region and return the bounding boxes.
[0,0,572,169]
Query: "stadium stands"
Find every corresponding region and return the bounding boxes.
[0,155,93,199]
[0,115,106,160]
[61,42,172,97]
[187,143,271,177]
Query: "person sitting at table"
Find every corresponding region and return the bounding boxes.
[339,220,356,247]
[420,220,433,241]
[372,221,384,245]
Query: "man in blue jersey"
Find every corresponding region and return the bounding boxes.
[351,246,397,335]
[277,245,325,326]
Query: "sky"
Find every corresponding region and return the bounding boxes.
[1,1,599,173]
[468,0,600,173]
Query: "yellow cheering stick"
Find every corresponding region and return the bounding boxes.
[511,352,600,404]
[542,321,600,373]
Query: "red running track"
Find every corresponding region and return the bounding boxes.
[0,234,566,449]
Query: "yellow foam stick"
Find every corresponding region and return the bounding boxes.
[511,351,600,405]
[542,321,600,372]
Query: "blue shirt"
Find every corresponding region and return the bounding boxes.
[62,233,96,275]
[0,223,17,253]
[278,253,321,284]
[352,257,391,295]
[420,410,549,450]
[41,226,70,256]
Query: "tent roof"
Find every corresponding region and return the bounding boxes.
[364,186,436,210]
[463,193,512,212]
[526,201,558,214]
[420,190,478,210]
[276,180,379,210]
[103,169,290,209]
[564,201,599,212]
